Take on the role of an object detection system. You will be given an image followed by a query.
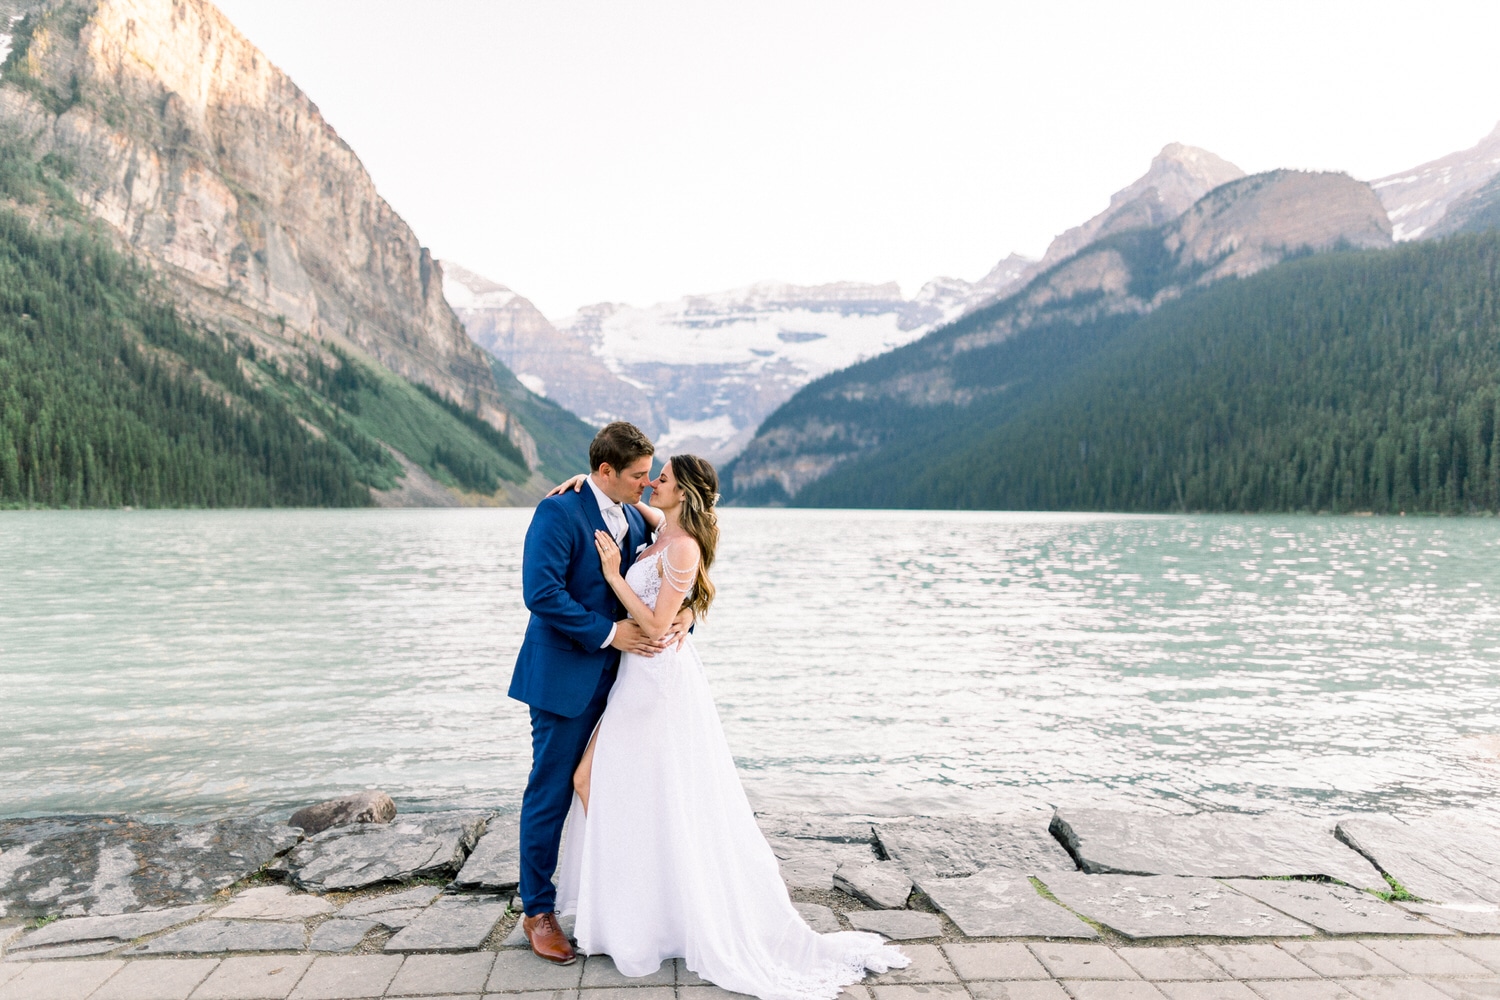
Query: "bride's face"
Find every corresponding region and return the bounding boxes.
[648,461,683,512]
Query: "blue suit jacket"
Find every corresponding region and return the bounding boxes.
[509,486,647,718]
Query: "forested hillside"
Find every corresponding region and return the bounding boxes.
[793,232,1500,513]
[0,149,544,508]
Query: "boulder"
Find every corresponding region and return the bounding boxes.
[289,792,397,837]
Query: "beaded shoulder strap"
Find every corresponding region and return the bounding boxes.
[659,543,698,592]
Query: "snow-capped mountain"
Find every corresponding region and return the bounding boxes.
[445,268,1034,464]
[1372,121,1500,240]
[444,145,1252,466]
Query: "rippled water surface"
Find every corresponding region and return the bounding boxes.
[3,509,1499,822]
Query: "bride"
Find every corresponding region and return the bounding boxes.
[547,455,907,1000]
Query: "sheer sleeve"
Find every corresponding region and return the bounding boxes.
[660,540,699,593]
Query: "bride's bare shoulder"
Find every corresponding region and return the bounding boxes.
[664,534,701,565]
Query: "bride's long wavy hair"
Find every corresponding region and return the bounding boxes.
[667,454,718,618]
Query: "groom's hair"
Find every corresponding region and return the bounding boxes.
[590,421,654,472]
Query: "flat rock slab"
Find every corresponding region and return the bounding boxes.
[835,862,913,909]
[1401,902,1500,934]
[337,885,443,918]
[770,838,878,892]
[1336,813,1500,904]
[13,903,211,950]
[0,816,300,918]
[384,897,506,952]
[1051,808,1384,889]
[756,813,876,844]
[453,816,520,891]
[1039,872,1314,939]
[845,909,943,940]
[2,939,124,961]
[875,813,1075,878]
[214,885,333,920]
[286,811,487,892]
[917,871,1096,938]
[793,902,841,934]
[309,918,379,952]
[130,918,306,953]
[1224,878,1453,935]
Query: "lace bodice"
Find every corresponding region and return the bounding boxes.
[625,550,665,611]
[624,543,697,612]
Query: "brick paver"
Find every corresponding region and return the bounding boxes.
[579,956,674,988]
[1337,978,1455,999]
[0,959,124,1000]
[190,955,315,1000]
[1198,944,1318,980]
[1120,947,1230,981]
[93,958,221,999]
[866,944,957,984]
[1357,940,1489,977]
[4,928,1500,1000]
[1446,940,1500,974]
[1242,981,1353,998]
[1156,982,1259,1000]
[1028,942,1139,980]
[388,952,495,995]
[966,983,1069,1000]
[1276,942,1404,978]
[288,955,404,999]
[487,951,584,992]
[941,942,1049,981]
[1063,981,1166,998]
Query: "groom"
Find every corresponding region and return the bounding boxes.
[510,421,692,964]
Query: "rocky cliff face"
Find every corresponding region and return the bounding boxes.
[0,0,532,458]
[1373,121,1500,241]
[728,167,1393,502]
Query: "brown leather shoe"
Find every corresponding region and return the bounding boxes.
[522,911,576,965]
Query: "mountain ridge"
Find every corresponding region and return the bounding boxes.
[726,166,1392,502]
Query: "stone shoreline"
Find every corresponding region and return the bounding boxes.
[2,806,1499,998]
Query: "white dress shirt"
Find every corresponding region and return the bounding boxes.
[586,475,627,649]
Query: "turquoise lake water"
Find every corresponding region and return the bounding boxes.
[2,509,1498,822]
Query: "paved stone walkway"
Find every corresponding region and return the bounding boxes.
[4,938,1500,999]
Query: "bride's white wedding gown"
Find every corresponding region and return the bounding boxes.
[556,549,907,1000]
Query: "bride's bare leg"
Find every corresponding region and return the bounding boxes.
[573,726,600,814]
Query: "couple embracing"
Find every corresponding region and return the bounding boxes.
[507,421,907,1000]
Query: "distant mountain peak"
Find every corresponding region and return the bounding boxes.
[1373,120,1500,240]
[1041,144,1245,268]
[442,262,519,310]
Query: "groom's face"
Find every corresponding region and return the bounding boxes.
[600,455,654,504]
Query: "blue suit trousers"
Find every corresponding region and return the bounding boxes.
[519,660,616,915]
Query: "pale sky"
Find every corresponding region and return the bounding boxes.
[214,0,1500,319]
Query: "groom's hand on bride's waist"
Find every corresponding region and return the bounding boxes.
[610,619,669,656]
